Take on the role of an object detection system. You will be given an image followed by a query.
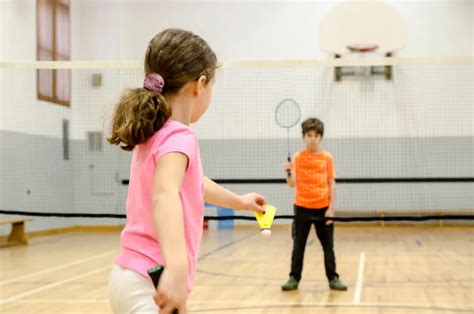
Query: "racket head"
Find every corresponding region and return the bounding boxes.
[275,98,301,129]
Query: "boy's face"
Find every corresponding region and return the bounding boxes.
[303,130,322,152]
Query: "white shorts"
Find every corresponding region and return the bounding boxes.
[108,265,158,314]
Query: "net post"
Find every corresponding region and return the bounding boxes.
[385,52,393,80]
[334,54,342,82]
[438,210,444,227]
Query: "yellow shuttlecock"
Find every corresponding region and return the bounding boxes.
[254,204,276,237]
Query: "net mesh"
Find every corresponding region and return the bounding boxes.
[0,57,473,226]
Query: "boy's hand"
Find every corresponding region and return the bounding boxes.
[325,207,334,225]
[237,193,266,214]
[284,162,291,175]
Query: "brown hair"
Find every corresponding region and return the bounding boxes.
[301,117,324,137]
[107,28,218,151]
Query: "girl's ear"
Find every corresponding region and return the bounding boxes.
[193,75,207,96]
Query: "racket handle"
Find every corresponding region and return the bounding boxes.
[286,156,292,177]
[148,265,179,314]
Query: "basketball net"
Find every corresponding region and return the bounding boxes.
[347,44,378,77]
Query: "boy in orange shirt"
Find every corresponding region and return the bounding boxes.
[282,117,347,291]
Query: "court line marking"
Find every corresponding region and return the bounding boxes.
[0,265,112,305]
[7,299,474,312]
[0,250,115,287]
[189,301,473,313]
[198,233,256,261]
[353,251,366,304]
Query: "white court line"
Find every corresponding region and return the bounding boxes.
[353,252,366,304]
[11,299,109,303]
[0,250,115,287]
[0,265,113,305]
[8,299,474,312]
[188,301,472,311]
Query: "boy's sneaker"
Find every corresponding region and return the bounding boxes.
[281,277,299,291]
[329,277,347,291]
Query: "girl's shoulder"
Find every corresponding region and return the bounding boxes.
[147,119,198,158]
[162,119,194,133]
[152,119,196,142]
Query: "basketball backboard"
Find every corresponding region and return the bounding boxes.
[319,0,407,56]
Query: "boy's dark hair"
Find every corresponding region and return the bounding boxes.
[301,117,324,136]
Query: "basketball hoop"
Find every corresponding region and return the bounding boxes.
[346,44,379,77]
[346,44,379,53]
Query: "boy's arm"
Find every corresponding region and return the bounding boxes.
[328,179,336,209]
[325,154,337,225]
[325,179,336,225]
[203,176,266,213]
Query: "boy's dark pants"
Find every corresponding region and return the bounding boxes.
[290,205,339,282]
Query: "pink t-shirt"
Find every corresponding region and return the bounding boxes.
[115,119,204,291]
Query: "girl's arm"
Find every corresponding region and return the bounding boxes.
[203,176,266,213]
[152,152,189,312]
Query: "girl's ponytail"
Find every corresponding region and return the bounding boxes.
[107,87,171,151]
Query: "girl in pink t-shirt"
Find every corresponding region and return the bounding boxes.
[107,29,266,314]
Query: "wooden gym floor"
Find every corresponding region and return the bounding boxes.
[0,226,473,313]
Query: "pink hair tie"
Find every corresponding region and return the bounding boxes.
[144,73,165,94]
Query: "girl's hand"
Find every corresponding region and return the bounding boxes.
[325,207,334,225]
[237,193,266,214]
[153,267,188,314]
